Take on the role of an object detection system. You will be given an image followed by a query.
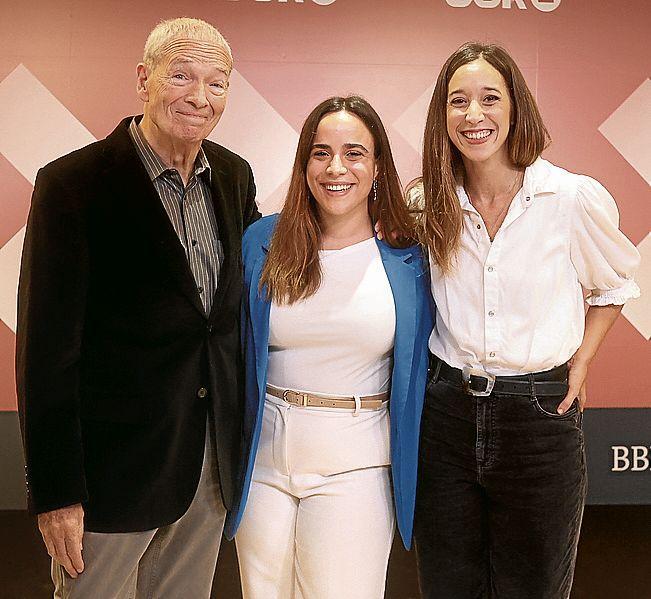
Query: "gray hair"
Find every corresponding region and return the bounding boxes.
[142,17,233,74]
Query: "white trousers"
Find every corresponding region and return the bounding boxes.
[235,393,395,599]
[52,423,226,599]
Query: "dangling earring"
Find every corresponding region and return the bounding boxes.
[372,179,378,202]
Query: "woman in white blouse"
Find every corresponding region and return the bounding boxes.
[411,43,640,599]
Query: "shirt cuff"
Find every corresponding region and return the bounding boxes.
[586,278,641,306]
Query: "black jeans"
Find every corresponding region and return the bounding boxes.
[414,359,587,599]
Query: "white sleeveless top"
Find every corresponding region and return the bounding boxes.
[267,237,396,395]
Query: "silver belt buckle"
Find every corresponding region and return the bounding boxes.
[462,366,495,397]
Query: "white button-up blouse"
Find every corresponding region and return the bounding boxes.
[425,158,641,376]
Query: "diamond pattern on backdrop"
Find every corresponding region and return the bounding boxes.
[598,79,651,338]
[599,79,651,186]
[0,57,648,409]
[392,83,435,155]
[0,65,97,186]
[622,233,651,341]
[0,65,97,333]
[0,229,24,333]
[0,65,300,332]
[208,69,298,215]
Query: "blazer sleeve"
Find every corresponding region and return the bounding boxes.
[16,166,90,514]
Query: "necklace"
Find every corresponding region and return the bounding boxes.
[466,170,524,241]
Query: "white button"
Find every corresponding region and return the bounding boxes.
[525,196,531,202]
[489,352,496,357]
[487,266,494,272]
[488,310,495,317]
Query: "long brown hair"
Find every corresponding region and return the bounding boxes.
[420,42,551,272]
[261,95,414,305]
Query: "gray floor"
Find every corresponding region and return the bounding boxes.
[0,412,27,510]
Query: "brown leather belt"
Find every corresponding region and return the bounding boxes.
[266,385,388,410]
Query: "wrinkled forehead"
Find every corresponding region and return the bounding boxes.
[156,37,232,76]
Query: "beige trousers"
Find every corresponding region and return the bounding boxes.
[235,394,395,599]
[52,427,226,599]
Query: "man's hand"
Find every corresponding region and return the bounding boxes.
[557,358,588,414]
[38,503,85,577]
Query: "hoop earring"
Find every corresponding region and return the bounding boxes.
[372,179,378,202]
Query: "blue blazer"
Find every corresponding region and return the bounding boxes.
[225,214,434,548]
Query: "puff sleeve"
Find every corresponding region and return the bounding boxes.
[570,176,641,306]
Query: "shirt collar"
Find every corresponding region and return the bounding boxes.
[456,185,476,213]
[128,116,211,182]
[456,156,559,212]
[519,157,560,208]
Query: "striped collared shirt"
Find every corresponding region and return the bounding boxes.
[128,117,223,314]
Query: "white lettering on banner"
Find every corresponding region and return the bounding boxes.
[228,0,336,4]
[631,446,650,471]
[445,0,561,11]
[531,0,561,11]
[611,446,651,472]
[612,446,630,471]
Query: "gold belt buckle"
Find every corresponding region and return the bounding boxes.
[283,389,309,407]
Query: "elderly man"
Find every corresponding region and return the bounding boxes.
[16,17,259,598]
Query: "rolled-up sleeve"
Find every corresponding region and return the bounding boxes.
[570,176,641,306]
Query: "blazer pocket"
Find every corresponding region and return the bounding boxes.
[79,387,152,424]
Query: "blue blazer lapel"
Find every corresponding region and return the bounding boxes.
[376,239,419,428]
[249,242,271,397]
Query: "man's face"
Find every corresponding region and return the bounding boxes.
[137,38,231,145]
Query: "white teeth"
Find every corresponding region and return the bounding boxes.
[325,184,352,191]
[463,130,492,140]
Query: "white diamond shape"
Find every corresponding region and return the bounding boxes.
[0,227,25,333]
[622,232,651,340]
[392,83,435,155]
[0,64,98,332]
[599,79,651,186]
[0,64,96,185]
[209,69,298,214]
[263,177,290,217]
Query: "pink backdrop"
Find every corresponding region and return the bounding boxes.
[0,0,648,410]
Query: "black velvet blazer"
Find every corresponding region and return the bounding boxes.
[16,117,259,532]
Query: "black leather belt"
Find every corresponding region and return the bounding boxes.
[430,355,568,397]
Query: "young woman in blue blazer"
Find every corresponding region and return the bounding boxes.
[225,96,433,599]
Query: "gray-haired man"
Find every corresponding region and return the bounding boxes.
[17,17,258,597]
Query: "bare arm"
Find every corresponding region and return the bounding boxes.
[38,503,85,577]
[557,304,623,414]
